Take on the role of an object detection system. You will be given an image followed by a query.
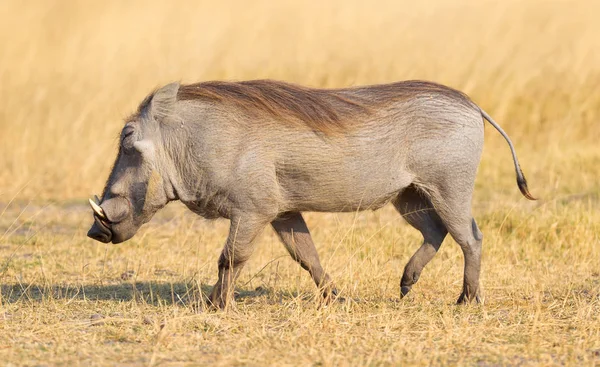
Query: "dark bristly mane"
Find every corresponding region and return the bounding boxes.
[175,79,474,134]
[177,80,373,133]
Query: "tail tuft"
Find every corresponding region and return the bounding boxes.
[517,175,536,201]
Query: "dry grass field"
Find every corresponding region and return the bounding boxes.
[1,0,599,365]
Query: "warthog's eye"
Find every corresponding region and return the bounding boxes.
[121,126,136,151]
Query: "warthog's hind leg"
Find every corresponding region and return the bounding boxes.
[271,212,337,302]
[454,218,483,304]
[428,186,483,304]
[393,185,448,298]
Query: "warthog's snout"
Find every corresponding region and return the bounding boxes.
[87,196,131,244]
[87,215,112,243]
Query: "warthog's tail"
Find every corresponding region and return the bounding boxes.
[480,109,536,200]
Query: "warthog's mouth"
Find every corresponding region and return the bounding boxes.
[87,215,113,243]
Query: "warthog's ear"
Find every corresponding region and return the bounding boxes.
[150,82,180,122]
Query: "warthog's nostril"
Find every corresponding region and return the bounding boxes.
[87,216,112,243]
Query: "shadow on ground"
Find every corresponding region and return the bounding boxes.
[0,281,281,307]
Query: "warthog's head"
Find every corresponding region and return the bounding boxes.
[87,83,180,244]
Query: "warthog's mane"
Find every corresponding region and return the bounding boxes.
[153,79,473,134]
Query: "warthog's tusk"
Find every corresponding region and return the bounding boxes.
[94,195,101,205]
[88,198,107,220]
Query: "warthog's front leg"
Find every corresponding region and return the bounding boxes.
[210,214,270,310]
[271,212,337,302]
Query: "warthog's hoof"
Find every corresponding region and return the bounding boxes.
[318,287,350,308]
[321,287,340,304]
[208,290,235,311]
[400,286,411,298]
[456,291,483,305]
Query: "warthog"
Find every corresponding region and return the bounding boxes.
[87,79,534,308]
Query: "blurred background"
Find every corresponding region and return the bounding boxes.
[0,0,598,202]
[1,2,599,365]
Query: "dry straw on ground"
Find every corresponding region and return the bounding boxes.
[0,0,599,366]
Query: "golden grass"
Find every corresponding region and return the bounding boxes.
[0,0,599,365]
